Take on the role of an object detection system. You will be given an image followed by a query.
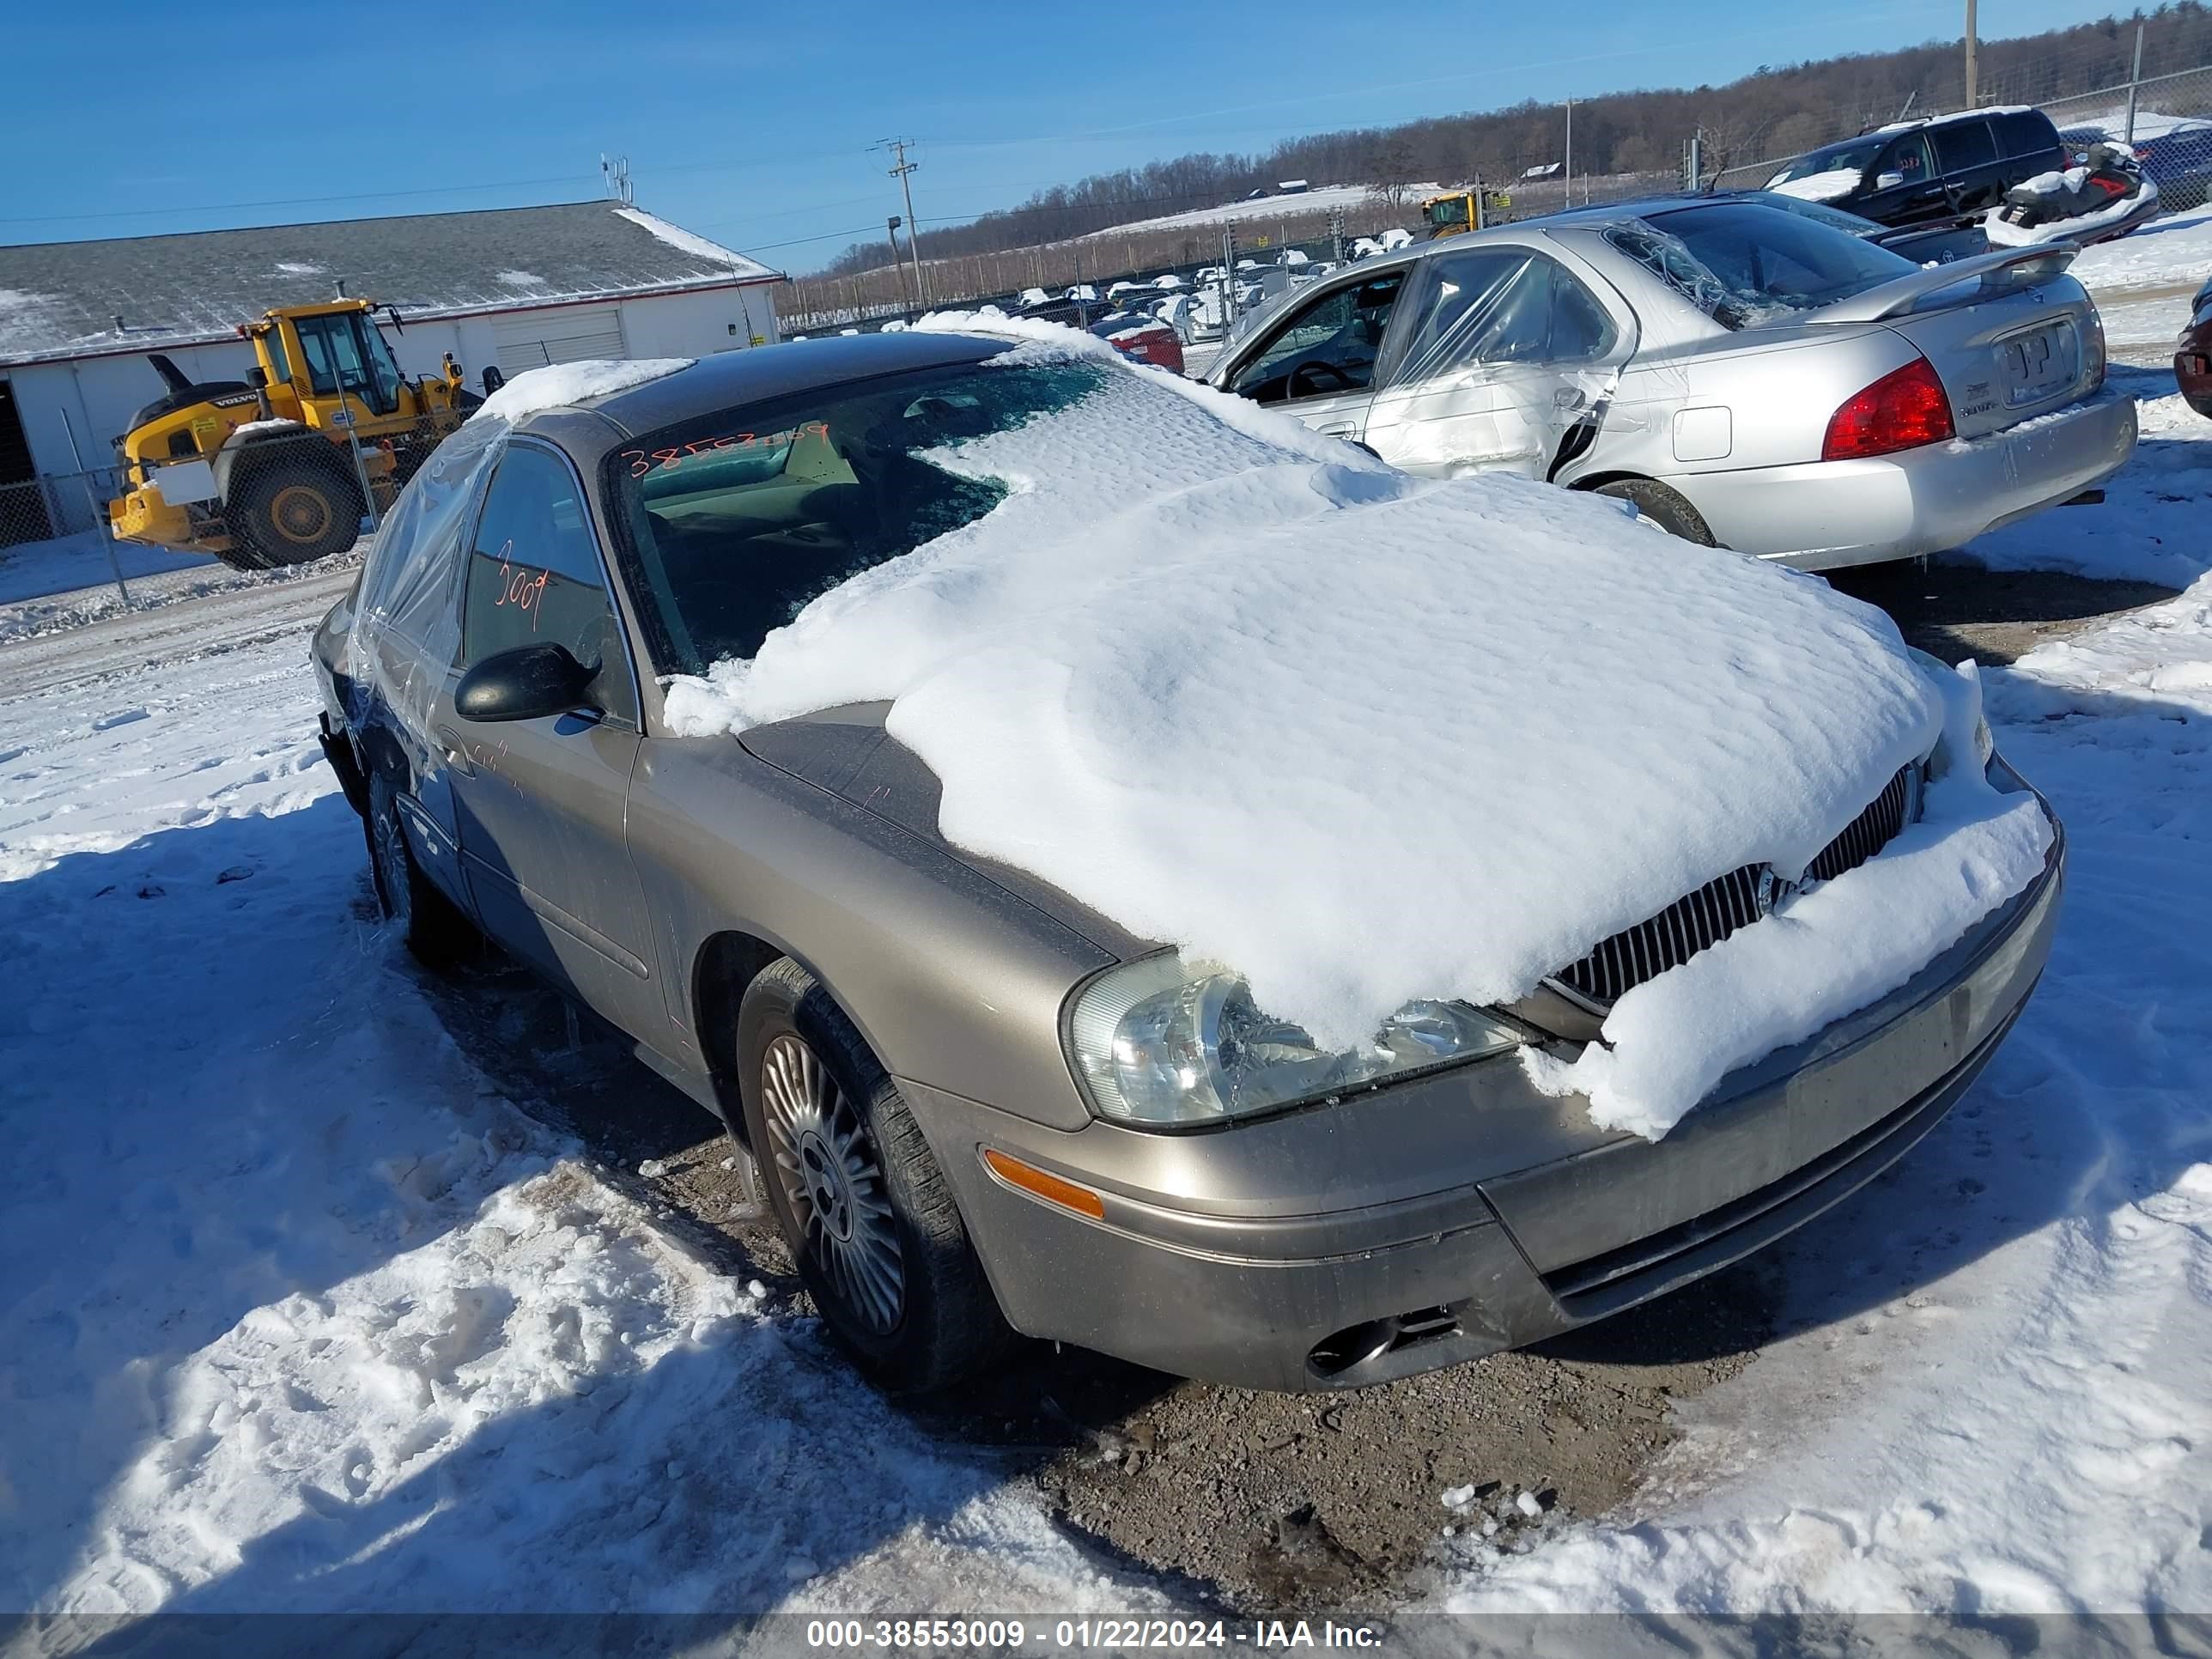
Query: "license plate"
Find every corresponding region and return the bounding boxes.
[1998,322,2071,406]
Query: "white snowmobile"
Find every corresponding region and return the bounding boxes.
[1984,142,2160,247]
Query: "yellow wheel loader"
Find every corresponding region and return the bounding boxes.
[107,300,488,571]
[1420,190,1512,240]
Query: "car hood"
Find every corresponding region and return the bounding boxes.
[736,702,1161,963]
[665,337,1946,1050]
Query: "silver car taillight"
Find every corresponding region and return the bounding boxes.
[2084,307,2107,392]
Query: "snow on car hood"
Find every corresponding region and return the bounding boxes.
[1767,167,1865,203]
[664,324,1953,1071]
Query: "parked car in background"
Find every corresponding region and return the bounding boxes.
[1091,308,1187,373]
[1018,293,1109,329]
[1206,196,2134,568]
[1767,107,2068,225]
[2179,275,2212,416]
[2060,112,2212,210]
[314,334,2063,1394]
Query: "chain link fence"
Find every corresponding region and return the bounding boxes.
[0,407,474,609]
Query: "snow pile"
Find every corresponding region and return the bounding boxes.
[0,586,1145,1626]
[665,344,1949,1071]
[2066,202,2212,291]
[471,357,693,424]
[1527,665,2051,1138]
[1961,369,2212,587]
[1766,167,1864,203]
[1438,571,2212,1626]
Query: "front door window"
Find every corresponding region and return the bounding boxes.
[1229,271,1406,404]
[1877,132,1936,190]
[459,445,635,724]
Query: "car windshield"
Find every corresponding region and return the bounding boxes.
[1768,137,1882,184]
[609,358,1109,674]
[1627,203,1916,327]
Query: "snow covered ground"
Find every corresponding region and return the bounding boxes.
[0,529,214,610]
[0,576,1151,1638]
[2,362,2210,1640]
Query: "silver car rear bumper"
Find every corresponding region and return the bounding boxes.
[1675,386,2137,569]
[917,772,2063,1391]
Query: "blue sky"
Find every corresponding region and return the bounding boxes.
[1,1,2102,265]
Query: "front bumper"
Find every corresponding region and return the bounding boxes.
[921,776,2063,1391]
[1677,386,2137,569]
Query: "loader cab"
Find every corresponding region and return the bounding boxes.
[283,306,406,417]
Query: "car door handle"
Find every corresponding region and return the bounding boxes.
[434,723,473,776]
[1313,422,1358,438]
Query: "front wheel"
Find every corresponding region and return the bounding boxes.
[737,957,1012,1392]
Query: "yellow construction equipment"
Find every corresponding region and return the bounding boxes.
[1420,189,1512,240]
[108,300,483,570]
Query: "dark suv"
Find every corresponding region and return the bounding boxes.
[1767,108,2068,226]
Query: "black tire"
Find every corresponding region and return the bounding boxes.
[1593,477,1718,547]
[226,455,363,567]
[365,771,479,968]
[737,957,1013,1392]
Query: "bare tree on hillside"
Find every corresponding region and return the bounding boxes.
[1367,136,1421,208]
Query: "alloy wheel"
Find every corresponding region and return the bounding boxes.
[759,1031,905,1334]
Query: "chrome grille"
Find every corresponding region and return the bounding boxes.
[1551,766,1918,1008]
[1805,763,1916,884]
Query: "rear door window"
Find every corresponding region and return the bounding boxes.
[1932,118,1998,173]
[1396,250,1616,382]
[1994,110,2058,159]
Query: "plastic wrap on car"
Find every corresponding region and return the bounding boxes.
[343,414,509,742]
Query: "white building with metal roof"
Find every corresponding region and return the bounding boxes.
[0,201,783,540]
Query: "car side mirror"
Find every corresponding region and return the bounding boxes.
[246,365,269,389]
[481,365,507,396]
[1876,171,1905,190]
[454,642,598,723]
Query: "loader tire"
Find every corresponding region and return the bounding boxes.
[226,458,363,568]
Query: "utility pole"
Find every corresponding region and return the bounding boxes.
[1564,99,1573,212]
[1964,0,1978,107]
[2124,21,2146,144]
[879,139,930,311]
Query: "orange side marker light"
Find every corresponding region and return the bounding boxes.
[982,1149,1105,1220]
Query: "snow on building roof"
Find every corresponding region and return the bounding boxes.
[0,201,782,368]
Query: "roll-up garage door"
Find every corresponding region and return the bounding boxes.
[492,306,628,376]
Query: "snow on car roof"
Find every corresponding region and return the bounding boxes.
[471,357,694,424]
[659,313,1986,1133]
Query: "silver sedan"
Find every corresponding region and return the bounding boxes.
[1206,197,2136,568]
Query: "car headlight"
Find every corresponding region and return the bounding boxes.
[1065,954,1524,1127]
[1910,647,1995,776]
